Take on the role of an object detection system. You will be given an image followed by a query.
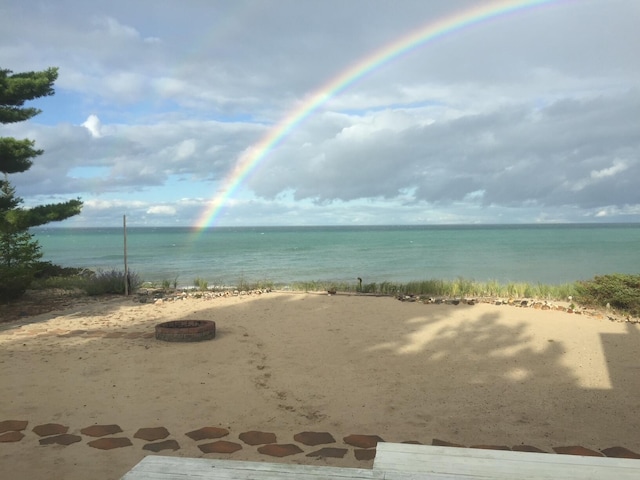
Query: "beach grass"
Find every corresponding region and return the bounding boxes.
[31,268,142,295]
[290,277,578,301]
[84,269,142,295]
[26,266,640,318]
[193,277,209,291]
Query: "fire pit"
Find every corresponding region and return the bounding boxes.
[155,320,216,342]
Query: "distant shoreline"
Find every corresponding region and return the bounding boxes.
[32,222,640,231]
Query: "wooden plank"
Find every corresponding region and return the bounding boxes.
[374,443,640,480]
[121,456,381,480]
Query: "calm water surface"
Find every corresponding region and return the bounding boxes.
[32,224,640,287]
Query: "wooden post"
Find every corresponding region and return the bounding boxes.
[123,215,129,296]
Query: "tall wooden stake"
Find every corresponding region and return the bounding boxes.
[123,215,129,296]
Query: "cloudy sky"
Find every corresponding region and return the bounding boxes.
[1,0,639,227]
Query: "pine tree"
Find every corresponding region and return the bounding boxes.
[0,67,83,300]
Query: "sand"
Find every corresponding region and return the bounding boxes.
[1,291,639,479]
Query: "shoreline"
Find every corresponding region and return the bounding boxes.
[3,285,638,327]
[128,286,640,325]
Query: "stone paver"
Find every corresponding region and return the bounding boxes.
[32,423,68,437]
[553,446,603,457]
[601,446,640,459]
[257,443,303,457]
[185,426,229,441]
[513,445,547,453]
[0,431,25,442]
[354,449,377,461]
[199,440,243,454]
[88,437,133,450]
[0,420,28,433]
[143,440,180,452]
[134,427,170,441]
[306,447,348,458]
[39,434,82,446]
[343,434,384,449]
[81,424,123,437]
[239,430,277,446]
[294,431,336,446]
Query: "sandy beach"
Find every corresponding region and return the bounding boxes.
[1,291,639,479]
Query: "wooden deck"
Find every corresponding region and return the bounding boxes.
[121,443,640,479]
[120,456,380,480]
[374,442,640,479]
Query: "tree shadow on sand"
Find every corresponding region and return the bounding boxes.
[367,307,640,451]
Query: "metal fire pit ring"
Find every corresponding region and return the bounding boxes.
[155,320,216,342]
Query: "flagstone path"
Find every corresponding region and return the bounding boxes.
[2,419,640,462]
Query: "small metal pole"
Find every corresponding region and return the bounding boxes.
[123,215,129,296]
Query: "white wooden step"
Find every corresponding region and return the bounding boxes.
[121,455,380,480]
[374,442,640,480]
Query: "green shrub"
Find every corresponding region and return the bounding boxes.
[26,262,94,292]
[32,261,87,279]
[0,265,34,301]
[84,269,141,295]
[31,274,87,290]
[575,274,640,317]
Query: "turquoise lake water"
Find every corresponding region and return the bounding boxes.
[32,224,640,287]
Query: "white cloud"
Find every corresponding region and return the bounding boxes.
[85,199,147,210]
[570,159,631,192]
[1,0,639,226]
[81,114,102,138]
[590,159,628,179]
[147,205,177,215]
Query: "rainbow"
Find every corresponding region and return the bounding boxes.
[194,0,558,229]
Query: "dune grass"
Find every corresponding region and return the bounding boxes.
[31,267,141,295]
[289,277,578,301]
[27,265,640,318]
